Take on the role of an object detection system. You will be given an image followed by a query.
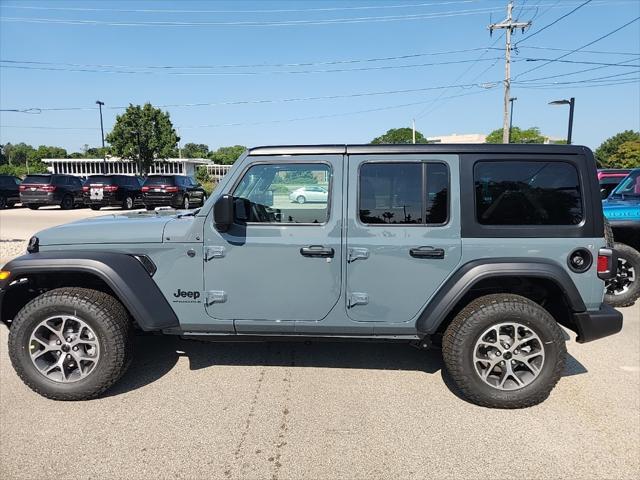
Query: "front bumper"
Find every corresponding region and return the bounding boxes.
[572,303,623,343]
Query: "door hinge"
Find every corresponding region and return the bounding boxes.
[348,247,369,263]
[205,290,227,306]
[204,246,226,261]
[348,292,369,308]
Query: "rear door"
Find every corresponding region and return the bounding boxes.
[203,155,342,331]
[345,154,462,323]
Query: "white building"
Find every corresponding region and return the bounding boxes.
[43,157,215,178]
[427,133,487,144]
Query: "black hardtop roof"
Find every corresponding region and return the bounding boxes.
[248,143,591,156]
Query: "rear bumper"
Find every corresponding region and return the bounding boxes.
[143,194,179,206]
[20,192,58,204]
[572,303,623,343]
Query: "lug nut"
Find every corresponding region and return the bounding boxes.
[56,351,61,356]
[56,340,61,345]
[72,346,78,351]
[66,337,72,342]
[496,351,501,356]
[66,354,71,360]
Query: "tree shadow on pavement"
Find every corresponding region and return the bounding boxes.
[105,333,587,398]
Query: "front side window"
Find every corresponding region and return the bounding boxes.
[475,161,583,225]
[233,163,331,224]
[359,162,449,225]
[611,170,640,197]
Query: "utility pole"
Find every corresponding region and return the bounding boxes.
[508,97,517,143]
[96,100,106,173]
[488,2,531,144]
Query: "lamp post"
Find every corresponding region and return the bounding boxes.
[508,97,517,143]
[96,100,106,173]
[548,97,575,145]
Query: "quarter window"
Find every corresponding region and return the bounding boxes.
[359,162,449,225]
[233,163,331,224]
[474,161,583,225]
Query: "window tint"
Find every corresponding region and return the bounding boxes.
[23,175,52,184]
[360,163,422,224]
[144,176,175,186]
[425,163,449,224]
[233,163,330,224]
[87,175,114,185]
[475,161,583,225]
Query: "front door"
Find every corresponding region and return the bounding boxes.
[203,155,343,331]
[346,154,462,324]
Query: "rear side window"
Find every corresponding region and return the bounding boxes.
[144,176,175,186]
[359,162,449,225]
[474,161,583,225]
[23,175,52,184]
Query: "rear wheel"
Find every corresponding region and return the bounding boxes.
[8,288,132,400]
[442,294,566,409]
[605,242,640,308]
[0,195,7,209]
[27,204,40,210]
[90,205,101,211]
[145,205,155,211]
[122,196,134,210]
[60,195,74,210]
[297,195,306,204]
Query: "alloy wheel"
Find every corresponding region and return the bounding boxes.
[473,322,545,391]
[606,258,636,296]
[28,315,101,383]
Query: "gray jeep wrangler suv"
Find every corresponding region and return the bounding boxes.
[0,144,623,408]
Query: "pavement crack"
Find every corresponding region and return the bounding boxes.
[271,345,295,480]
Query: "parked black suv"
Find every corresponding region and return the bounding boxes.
[83,175,144,210]
[0,174,21,209]
[19,174,84,210]
[141,175,207,210]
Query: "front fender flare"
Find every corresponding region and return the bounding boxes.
[1,251,179,331]
[416,258,586,334]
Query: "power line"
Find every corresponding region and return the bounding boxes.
[0,1,476,15]
[515,0,592,45]
[0,7,507,27]
[0,56,505,76]
[0,80,501,114]
[0,47,502,70]
[515,16,640,79]
[521,57,640,67]
[520,45,640,56]
[515,58,640,82]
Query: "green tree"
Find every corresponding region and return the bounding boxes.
[182,143,209,158]
[105,103,179,173]
[486,127,546,144]
[0,142,36,166]
[609,140,640,168]
[595,130,640,167]
[209,145,246,164]
[371,127,428,144]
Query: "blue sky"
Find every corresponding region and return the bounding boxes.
[0,0,639,152]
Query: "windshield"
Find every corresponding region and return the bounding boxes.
[610,170,640,197]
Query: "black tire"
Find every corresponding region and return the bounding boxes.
[90,205,101,211]
[0,195,6,209]
[296,195,306,204]
[27,204,40,210]
[182,195,190,209]
[8,288,133,401]
[122,196,134,210]
[145,205,155,211]
[605,242,640,308]
[7,202,16,208]
[442,293,566,409]
[604,218,614,248]
[60,195,74,210]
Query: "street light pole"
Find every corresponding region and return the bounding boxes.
[549,97,575,145]
[96,100,106,173]
[508,97,517,143]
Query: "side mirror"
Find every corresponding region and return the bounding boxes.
[214,195,234,232]
[600,188,608,199]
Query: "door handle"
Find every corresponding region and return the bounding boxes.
[409,247,445,259]
[300,245,335,258]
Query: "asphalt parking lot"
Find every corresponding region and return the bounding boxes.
[1,208,639,480]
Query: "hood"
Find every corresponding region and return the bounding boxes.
[36,211,177,246]
[602,197,640,222]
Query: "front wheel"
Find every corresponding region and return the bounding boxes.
[27,204,40,210]
[182,195,190,209]
[90,205,101,211]
[8,288,132,400]
[442,294,566,409]
[296,195,306,204]
[605,242,640,308]
[60,195,74,210]
[122,196,134,210]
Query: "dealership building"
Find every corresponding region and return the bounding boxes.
[42,157,231,179]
